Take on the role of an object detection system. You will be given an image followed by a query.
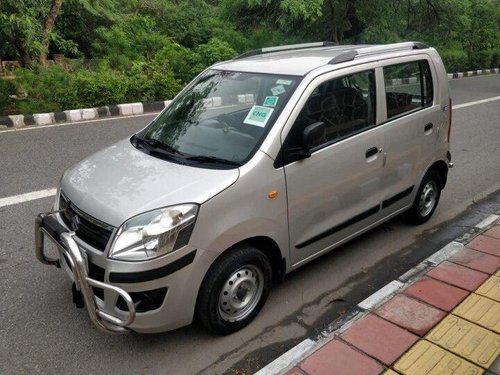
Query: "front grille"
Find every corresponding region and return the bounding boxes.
[59,193,114,252]
[88,262,105,300]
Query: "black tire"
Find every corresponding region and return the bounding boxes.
[195,246,272,335]
[406,170,442,225]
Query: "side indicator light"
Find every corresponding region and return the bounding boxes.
[268,191,279,199]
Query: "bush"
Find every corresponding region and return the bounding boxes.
[153,42,204,84]
[0,78,16,114]
[468,49,500,70]
[126,60,182,103]
[15,64,76,113]
[196,38,237,66]
[439,49,468,73]
[491,51,500,68]
[8,58,185,115]
[73,65,129,108]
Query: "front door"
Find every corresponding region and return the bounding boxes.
[281,69,385,266]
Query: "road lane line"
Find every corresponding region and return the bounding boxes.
[0,188,57,208]
[454,96,500,109]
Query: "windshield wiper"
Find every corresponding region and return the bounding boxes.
[185,155,241,166]
[132,134,184,156]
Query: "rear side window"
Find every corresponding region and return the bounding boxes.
[384,60,433,119]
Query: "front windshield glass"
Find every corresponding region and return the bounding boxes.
[135,70,299,168]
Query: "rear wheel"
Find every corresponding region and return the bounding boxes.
[406,170,442,224]
[196,246,272,335]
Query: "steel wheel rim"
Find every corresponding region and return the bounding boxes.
[218,265,264,322]
[419,180,438,217]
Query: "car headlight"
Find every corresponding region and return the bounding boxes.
[109,204,198,261]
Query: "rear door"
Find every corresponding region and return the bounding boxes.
[379,57,438,214]
[279,67,385,266]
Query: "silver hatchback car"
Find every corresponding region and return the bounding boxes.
[35,41,452,334]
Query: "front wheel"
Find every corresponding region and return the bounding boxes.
[406,170,442,225]
[195,246,272,335]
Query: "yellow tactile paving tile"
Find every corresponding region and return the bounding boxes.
[383,370,401,375]
[425,315,500,368]
[453,293,500,333]
[495,269,500,277]
[476,275,500,302]
[393,340,483,374]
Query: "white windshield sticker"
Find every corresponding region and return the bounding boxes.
[276,79,292,85]
[243,105,274,127]
[264,96,279,107]
[271,85,286,96]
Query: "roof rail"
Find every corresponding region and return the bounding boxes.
[328,42,429,65]
[236,41,338,60]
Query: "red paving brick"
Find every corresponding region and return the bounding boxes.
[466,234,500,257]
[426,261,489,291]
[340,313,419,365]
[403,276,468,311]
[449,247,500,274]
[299,340,384,375]
[285,368,306,375]
[484,225,500,239]
[374,294,446,336]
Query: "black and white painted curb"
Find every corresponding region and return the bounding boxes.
[255,213,500,375]
[0,100,172,130]
[1,67,498,130]
[447,68,499,79]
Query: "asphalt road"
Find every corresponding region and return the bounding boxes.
[0,75,499,374]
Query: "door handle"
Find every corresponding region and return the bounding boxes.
[365,147,379,158]
[424,123,433,133]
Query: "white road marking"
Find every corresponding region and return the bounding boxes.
[453,95,500,109]
[0,112,158,134]
[0,188,57,208]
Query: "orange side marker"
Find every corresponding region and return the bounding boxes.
[268,191,279,199]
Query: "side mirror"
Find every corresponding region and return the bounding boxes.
[284,121,326,164]
[303,122,326,150]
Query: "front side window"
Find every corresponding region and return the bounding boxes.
[384,60,434,119]
[133,70,299,168]
[283,70,376,158]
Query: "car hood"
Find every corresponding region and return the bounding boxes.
[60,139,239,227]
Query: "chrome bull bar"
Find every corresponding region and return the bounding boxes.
[35,213,136,334]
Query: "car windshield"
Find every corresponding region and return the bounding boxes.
[134,70,299,168]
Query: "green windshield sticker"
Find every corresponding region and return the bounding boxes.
[243,105,274,127]
[264,96,279,107]
[276,79,292,85]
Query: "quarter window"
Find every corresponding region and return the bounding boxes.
[384,60,433,119]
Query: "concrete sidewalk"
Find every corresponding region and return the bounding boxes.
[259,216,500,375]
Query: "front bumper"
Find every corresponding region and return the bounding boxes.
[35,212,136,334]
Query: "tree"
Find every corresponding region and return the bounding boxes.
[0,1,46,65]
[0,0,125,65]
[39,0,64,65]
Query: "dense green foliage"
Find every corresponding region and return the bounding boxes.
[0,0,499,115]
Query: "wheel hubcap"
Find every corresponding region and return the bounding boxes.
[419,180,438,217]
[218,265,264,322]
